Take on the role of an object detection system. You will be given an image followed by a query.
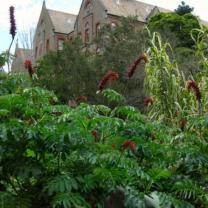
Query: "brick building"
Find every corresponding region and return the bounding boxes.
[11,42,33,73]
[33,1,76,60]
[32,0,170,62]
[11,0,208,71]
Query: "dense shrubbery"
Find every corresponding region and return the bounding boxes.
[36,17,148,108]
[36,38,98,103]
[148,12,200,48]
[1,3,208,207]
[36,14,205,109]
[1,52,208,207]
[145,28,208,124]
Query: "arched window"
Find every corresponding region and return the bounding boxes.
[96,22,101,36]
[96,46,101,54]
[46,39,50,52]
[85,0,91,8]
[85,22,90,44]
[57,38,64,50]
[35,46,38,59]
[111,22,117,28]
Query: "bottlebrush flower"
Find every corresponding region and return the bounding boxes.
[127,53,148,79]
[179,118,186,131]
[91,130,98,141]
[98,70,119,91]
[76,96,88,103]
[122,140,136,151]
[24,60,34,77]
[144,96,153,107]
[9,6,16,39]
[187,80,201,101]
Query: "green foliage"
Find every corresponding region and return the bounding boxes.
[191,28,208,112]
[1,73,208,208]
[148,12,200,48]
[36,38,97,103]
[145,32,189,122]
[95,16,147,73]
[0,52,7,67]
[95,16,147,108]
[0,73,31,95]
[37,17,147,108]
[100,89,125,105]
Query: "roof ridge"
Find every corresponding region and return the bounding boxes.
[47,8,77,16]
[130,0,171,11]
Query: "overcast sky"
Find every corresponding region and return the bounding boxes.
[0,0,207,53]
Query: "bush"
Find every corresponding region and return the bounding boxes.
[36,17,148,109]
[148,12,200,48]
[36,38,98,103]
[1,73,208,207]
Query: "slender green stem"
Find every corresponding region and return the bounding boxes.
[7,37,15,73]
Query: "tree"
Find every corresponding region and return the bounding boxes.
[36,38,98,103]
[94,16,148,108]
[148,12,201,77]
[37,17,149,108]
[148,12,200,48]
[175,1,194,15]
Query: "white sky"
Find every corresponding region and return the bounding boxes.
[0,0,207,52]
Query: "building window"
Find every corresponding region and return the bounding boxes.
[85,22,90,44]
[46,39,50,52]
[96,46,101,54]
[35,46,38,59]
[85,0,91,8]
[96,23,101,36]
[43,30,45,43]
[111,22,117,29]
[58,39,64,50]
[38,43,42,56]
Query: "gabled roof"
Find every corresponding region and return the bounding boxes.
[100,0,170,22]
[47,9,77,34]
[11,43,33,73]
[14,42,32,61]
[18,48,33,60]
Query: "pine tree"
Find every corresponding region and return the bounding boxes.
[175,1,194,15]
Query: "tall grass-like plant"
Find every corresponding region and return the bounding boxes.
[144,32,193,123]
[191,28,208,113]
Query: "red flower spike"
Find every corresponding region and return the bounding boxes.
[76,96,88,103]
[127,53,148,79]
[122,140,136,151]
[179,119,186,131]
[24,60,34,78]
[91,130,99,141]
[112,144,116,149]
[187,80,201,102]
[98,70,119,91]
[144,96,153,107]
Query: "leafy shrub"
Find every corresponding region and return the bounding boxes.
[1,74,208,208]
